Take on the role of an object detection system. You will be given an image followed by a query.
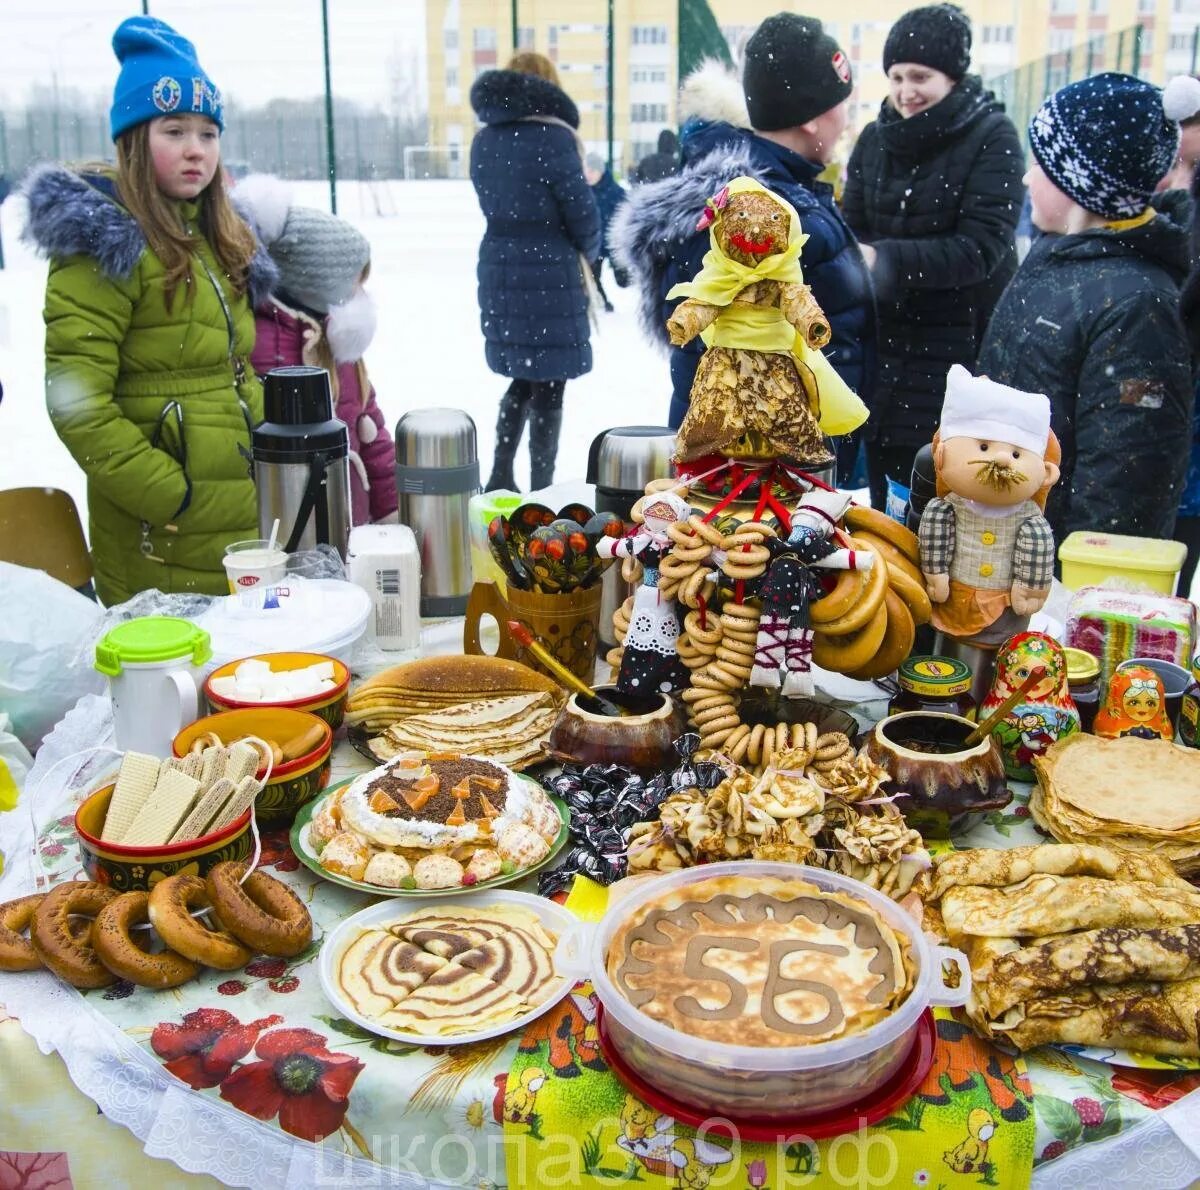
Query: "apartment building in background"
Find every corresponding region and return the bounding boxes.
[425,0,1200,177]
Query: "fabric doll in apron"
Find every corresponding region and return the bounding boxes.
[597,492,693,695]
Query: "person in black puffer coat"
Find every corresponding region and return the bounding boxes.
[978,72,1200,544]
[471,53,601,492]
[843,4,1023,512]
[610,19,876,469]
[634,129,680,184]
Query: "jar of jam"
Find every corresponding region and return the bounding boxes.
[1063,647,1102,734]
[890,656,977,721]
[1179,655,1200,750]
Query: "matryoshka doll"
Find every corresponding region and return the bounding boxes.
[981,631,1080,780]
[1093,665,1174,741]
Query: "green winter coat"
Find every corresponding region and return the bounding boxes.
[25,166,274,606]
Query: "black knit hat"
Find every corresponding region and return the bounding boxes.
[883,4,972,80]
[743,14,854,131]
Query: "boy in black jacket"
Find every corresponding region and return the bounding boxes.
[978,73,1200,542]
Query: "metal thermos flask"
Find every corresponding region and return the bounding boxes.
[587,425,677,650]
[252,366,351,558]
[395,408,480,617]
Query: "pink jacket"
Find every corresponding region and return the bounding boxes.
[251,298,398,525]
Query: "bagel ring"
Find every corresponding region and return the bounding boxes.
[206,863,312,958]
[644,477,683,495]
[688,515,725,547]
[189,730,222,755]
[672,542,714,564]
[884,560,934,628]
[148,874,253,970]
[844,505,921,566]
[30,881,119,988]
[667,521,702,546]
[689,694,737,716]
[683,612,722,648]
[605,647,625,669]
[847,587,917,681]
[816,539,889,636]
[0,894,47,972]
[720,601,760,621]
[854,530,924,587]
[727,726,753,764]
[808,567,866,625]
[93,892,201,988]
[812,598,890,674]
[680,569,717,609]
[621,554,643,584]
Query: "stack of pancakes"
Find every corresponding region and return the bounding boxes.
[337,904,561,1036]
[932,842,1200,1056]
[1031,735,1200,875]
[346,657,564,769]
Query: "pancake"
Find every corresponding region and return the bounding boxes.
[377,965,528,1036]
[453,925,560,1005]
[339,930,448,1017]
[607,875,913,1047]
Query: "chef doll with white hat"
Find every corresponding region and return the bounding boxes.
[918,365,1061,646]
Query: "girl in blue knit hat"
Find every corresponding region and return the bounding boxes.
[978,73,1200,547]
[21,16,274,605]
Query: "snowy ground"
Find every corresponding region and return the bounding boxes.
[0,178,669,524]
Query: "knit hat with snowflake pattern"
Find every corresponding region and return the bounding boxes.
[1029,72,1200,219]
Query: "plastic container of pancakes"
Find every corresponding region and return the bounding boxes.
[557,861,970,1119]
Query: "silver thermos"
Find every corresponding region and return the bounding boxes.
[587,425,677,650]
[395,408,480,617]
[252,366,351,558]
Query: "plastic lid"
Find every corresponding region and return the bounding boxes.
[897,656,972,698]
[1058,531,1187,572]
[1063,647,1101,684]
[95,616,212,676]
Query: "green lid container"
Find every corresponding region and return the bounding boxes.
[897,655,972,699]
[95,616,212,677]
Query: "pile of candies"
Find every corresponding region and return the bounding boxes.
[540,734,724,895]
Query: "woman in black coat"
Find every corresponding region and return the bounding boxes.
[843,4,1023,511]
[470,54,601,491]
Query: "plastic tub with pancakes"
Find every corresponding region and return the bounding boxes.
[318,890,576,1045]
[556,861,970,1118]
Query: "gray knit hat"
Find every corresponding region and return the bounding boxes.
[233,173,370,313]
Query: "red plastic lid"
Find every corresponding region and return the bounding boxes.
[595,1004,936,1143]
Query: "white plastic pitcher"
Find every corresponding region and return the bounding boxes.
[94,617,212,756]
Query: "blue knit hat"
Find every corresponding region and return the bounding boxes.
[110,16,223,142]
[1028,72,1200,219]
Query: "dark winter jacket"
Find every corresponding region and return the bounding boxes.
[610,121,876,428]
[843,77,1023,450]
[470,70,601,382]
[1176,170,1200,519]
[591,167,628,258]
[977,193,1194,542]
[22,165,275,606]
[635,129,680,184]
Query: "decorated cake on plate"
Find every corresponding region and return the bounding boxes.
[311,752,561,889]
[607,874,914,1046]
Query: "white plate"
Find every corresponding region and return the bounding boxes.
[318,890,577,1046]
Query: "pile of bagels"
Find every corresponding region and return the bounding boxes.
[811,505,932,680]
[0,863,312,991]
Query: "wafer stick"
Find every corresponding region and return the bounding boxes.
[102,752,161,843]
[121,770,201,847]
[169,778,236,844]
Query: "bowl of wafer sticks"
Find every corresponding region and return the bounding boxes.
[173,707,333,825]
[75,744,265,890]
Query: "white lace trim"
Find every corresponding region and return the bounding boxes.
[1032,1095,1200,1189]
[625,590,680,658]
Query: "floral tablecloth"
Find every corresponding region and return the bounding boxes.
[4,700,1200,1188]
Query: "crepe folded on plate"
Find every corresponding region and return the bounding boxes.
[366,692,559,770]
[1032,735,1200,875]
[988,978,1200,1057]
[346,656,562,730]
[932,843,1200,1057]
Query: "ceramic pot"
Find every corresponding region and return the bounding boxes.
[862,711,1010,836]
[548,686,686,773]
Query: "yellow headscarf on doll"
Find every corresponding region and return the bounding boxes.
[666,176,868,436]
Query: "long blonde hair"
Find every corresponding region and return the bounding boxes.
[113,121,257,309]
[507,51,560,88]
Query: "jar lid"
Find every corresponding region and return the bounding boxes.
[95,616,212,677]
[1063,647,1101,684]
[897,656,972,697]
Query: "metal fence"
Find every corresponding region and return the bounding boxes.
[985,24,1193,151]
[0,104,426,182]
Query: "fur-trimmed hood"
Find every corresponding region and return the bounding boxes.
[609,133,780,348]
[20,163,278,307]
[470,69,579,128]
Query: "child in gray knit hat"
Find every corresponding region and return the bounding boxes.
[236,174,398,525]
